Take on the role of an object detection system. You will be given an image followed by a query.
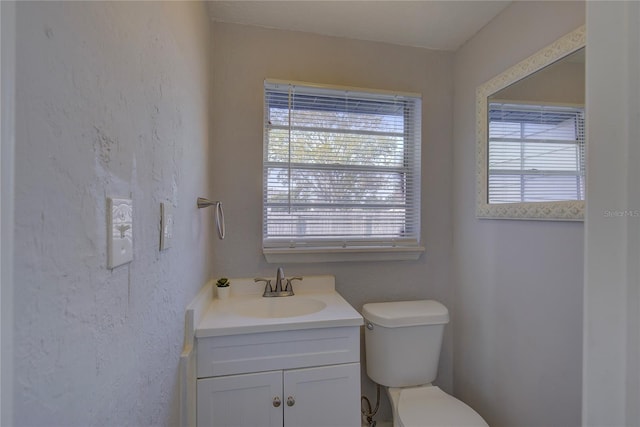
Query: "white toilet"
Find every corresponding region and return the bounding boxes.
[362,300,488,427]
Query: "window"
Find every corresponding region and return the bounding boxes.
[488,102,585,204]
[262,80,423,262]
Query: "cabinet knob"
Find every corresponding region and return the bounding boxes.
[273,396,281,408]
[286,396,295,407]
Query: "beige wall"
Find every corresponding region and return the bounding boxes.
[453,2,585,425]
[584,2,640,424]
[495,56,585,105]
[1,1,16,425]
[210,22,454,421]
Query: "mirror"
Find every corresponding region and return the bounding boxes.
[476,26,585,220]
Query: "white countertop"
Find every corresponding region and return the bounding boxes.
[195,275,363,338]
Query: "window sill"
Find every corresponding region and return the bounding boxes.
[263,246,425,264]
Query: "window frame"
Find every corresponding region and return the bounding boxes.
[262,79,425,263]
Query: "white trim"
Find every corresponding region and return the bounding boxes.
[180,280,215,427]
[476,25,585,221]
[263,246,425,263]
[264,78,422,100]
[1,2,15,425]
[490,98,585,109]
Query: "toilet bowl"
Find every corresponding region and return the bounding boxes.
[388,385,487,427]
[362,300,488,427]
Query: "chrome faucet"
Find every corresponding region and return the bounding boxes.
[254,267,302,297]
[274,267,285,293]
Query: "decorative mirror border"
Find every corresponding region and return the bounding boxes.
[476,25,586,221]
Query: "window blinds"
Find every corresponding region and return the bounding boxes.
[263,80,422,250]
[488,102,585,204]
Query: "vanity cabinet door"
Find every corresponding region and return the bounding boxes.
[197,370,283,427]
[283,363,360,427]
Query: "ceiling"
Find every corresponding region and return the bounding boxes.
[207,1,512,51]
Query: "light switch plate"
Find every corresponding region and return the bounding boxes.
[160,202,174,251]
[107,197,133,269]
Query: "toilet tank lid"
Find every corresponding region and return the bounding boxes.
[362,300,449,327]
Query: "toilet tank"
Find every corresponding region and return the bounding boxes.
[362,300,449,388]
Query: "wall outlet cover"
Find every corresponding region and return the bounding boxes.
[108,197,133,269]
[160,202,174,251]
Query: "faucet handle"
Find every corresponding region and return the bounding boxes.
[284,277,302,292]
[254,278,273,292]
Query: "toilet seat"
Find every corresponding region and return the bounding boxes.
[396,386,488,427]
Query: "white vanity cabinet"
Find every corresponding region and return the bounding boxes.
[195,326,361,427]
[197,363,360,427]
[181,276,364,427]
[197,370,283,427]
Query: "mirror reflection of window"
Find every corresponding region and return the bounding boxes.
[488,102,585,203]
[476,27,585,220]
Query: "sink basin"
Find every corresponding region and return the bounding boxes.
[232,297,327,318]
[195,276,365,337]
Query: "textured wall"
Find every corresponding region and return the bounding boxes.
[209,22,454,422]
[452,2,585,426]
[13,2,212,425]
